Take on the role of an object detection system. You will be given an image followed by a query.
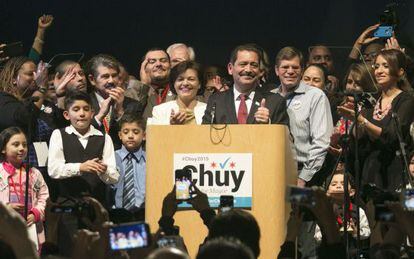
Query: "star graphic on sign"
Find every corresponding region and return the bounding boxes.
[229,161,236,168]
[211,162,217,169]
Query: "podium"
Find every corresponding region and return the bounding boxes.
[146,125,297,258]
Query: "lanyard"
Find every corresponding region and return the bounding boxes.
[9,167,23,203]
[156,84,170,105]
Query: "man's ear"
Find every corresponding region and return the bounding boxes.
[63,110,70,121]
[118,131,122,141]
[274,65,279,77]
[227,62,234,76]
[88,74,96,86]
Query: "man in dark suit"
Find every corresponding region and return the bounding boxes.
[202,44,288,125]
[86,54,143,149]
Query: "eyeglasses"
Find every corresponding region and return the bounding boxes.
[278,65,301,72]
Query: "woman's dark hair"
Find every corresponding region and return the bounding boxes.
[304,63,329,86]
[0,127,25,162]
[375,49,412,91]
[169,61,204,96]
[0,56,34,99]
[343,63,377,92]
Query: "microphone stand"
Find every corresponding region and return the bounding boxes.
[24,99,37,220]
[352,93,362,257]
[392,112,414,188]
[341,118,351,259]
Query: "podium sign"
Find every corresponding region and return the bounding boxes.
[146,125,297,258]
[174,153,253,208]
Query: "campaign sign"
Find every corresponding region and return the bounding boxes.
[174,153,252,208]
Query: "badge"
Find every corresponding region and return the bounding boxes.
[291,100,302,110]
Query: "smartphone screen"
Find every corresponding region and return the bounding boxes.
[157,235,185,249]
[375,204,395,222]
[286,185,315,207]
[404,189,414,211]
[373,26,393,38]
[175,169,192,200]
[109,222,150,250]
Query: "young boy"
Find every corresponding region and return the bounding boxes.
[113,113,146,213]
[314,169,370,242]
[48,90,119,205]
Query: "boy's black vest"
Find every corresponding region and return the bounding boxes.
[58,128,106,205]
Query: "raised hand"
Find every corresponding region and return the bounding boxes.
[212,75,229,92]
[38,14,54,30]
[34,60,49,88]
[385,37,405,53]
[356,24,380,46]
[170,109,186,125]
[54,65,76,96]
[254,98,270,123]
[162,186,179,218]
[140,59,151,85]
[188,184,210,213]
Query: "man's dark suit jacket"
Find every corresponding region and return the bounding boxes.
[90,92,143,149]
[202,88,289,125]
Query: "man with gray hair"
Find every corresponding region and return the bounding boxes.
[166,43,196,67]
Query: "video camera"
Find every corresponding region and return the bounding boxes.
[50,198,96,222]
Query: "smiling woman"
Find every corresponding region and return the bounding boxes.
[338,49,414,191]
[149,61,207,125]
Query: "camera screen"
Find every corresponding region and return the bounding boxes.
[287,186,315,207]
[175,169,192,200]
[109,222,150,250]
[405,189,414,211]
[375,205,395,222]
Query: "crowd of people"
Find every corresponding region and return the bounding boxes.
[1,13,414,259]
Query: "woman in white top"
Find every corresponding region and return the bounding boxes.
[150,61,206,125]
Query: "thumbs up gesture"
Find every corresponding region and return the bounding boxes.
[254,98,270,123]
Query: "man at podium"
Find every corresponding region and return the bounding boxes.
[202,44,289,125]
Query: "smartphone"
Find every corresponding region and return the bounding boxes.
[219,195,234,213]
[175,169,192,200]
[0,42,24,59]
[404,189,414,211]
[286,185,316,207]
[375,204,395,222]
[157,235,185,250]
[109,222,150,250]
[373,26,393,38]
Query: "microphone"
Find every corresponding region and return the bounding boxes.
[343,91,377,108]
[210,102,216,124]
[28,96,40,102]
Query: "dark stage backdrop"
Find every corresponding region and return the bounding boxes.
[1,0,413,80]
